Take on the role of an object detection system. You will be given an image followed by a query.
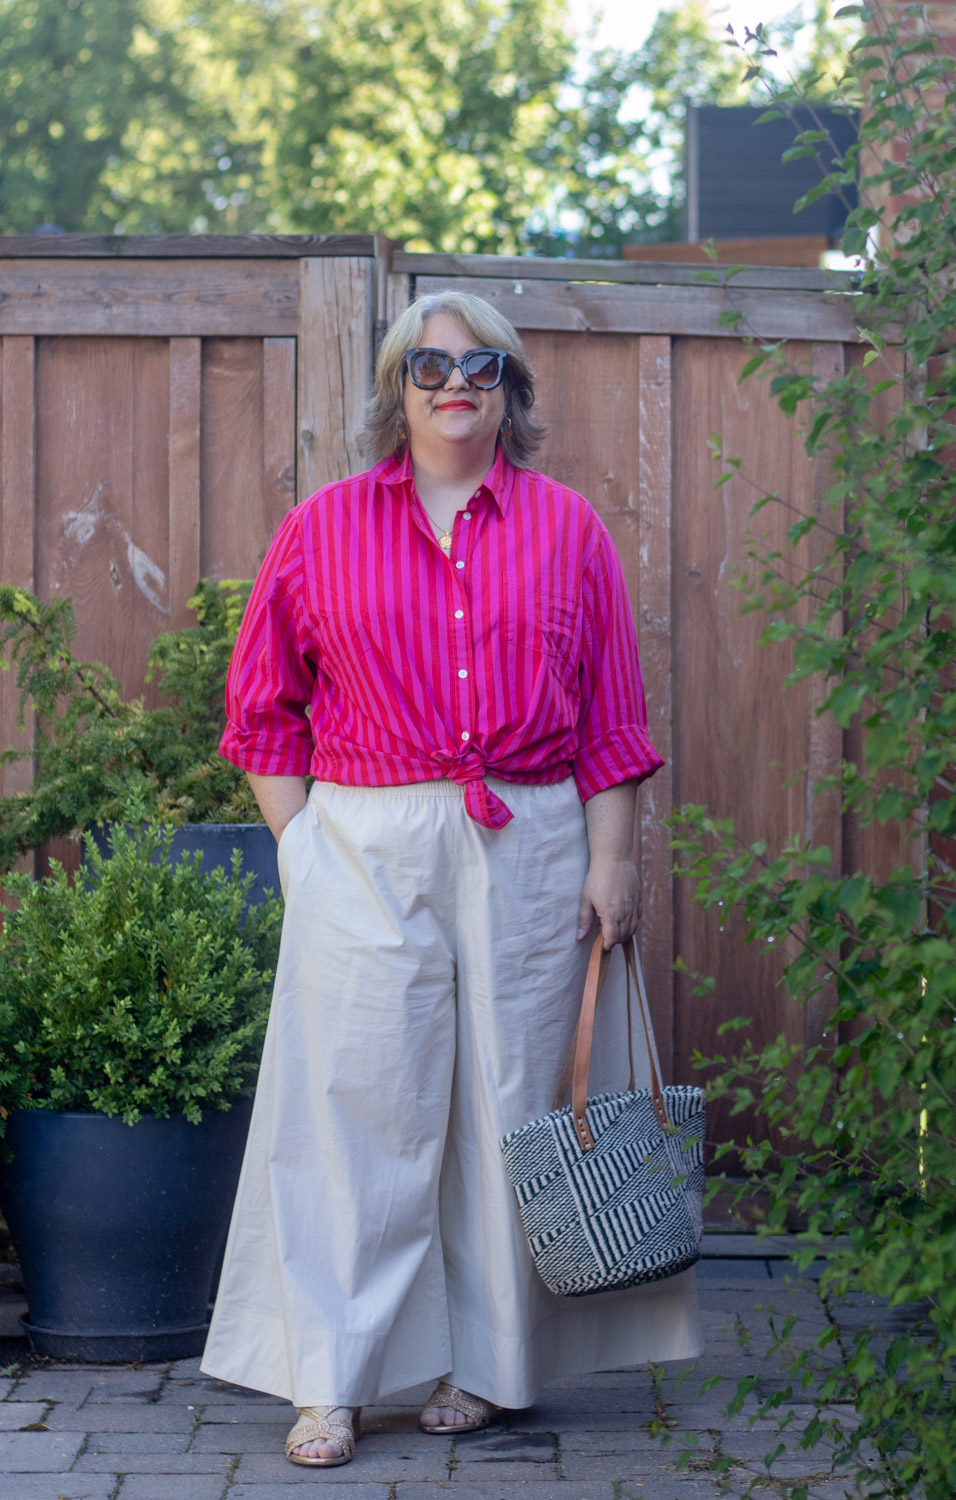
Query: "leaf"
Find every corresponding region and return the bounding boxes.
[826,681,865,728]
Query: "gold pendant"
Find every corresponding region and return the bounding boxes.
[438,532,452,552]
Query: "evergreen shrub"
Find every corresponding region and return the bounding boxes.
[0,823,281,1127]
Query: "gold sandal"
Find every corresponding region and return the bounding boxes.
[285,1404,361,1467]
[420,1381,497,1435]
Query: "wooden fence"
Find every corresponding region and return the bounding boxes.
[0,234,900,1150]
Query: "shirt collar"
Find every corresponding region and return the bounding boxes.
[371,443,516,517]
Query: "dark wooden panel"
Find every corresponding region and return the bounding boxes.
[0,234,376,259]
[671,336,818,1143]
[35,338,170,700]
[262,338,298,543]
[297,258,374,499]
[168,338,202,629]
[0,260,297,336]
[199,339,269,581]
[416,275,868,343]
[636,336,675,1079]
[0,336,37,806]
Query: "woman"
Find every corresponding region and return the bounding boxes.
[201,290,702,1466]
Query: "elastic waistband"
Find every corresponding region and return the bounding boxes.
[309,775,574,804]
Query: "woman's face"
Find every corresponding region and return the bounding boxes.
[402,313,506,459]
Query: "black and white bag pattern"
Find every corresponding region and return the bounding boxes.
[499,938,706,1297]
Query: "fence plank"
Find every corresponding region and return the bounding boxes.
[0,260,298,336]
[804,341,846,1053]
[0,335,37,804]
[263,337,298,543]
[670,336,817,1153]
[35,338,171,699]
[0,234,376,259]
[416,274,876,343]
[398,249,853,293]
[168,338,202,628]
[199,340,268,581]
[297,258,374,498]
[636,336,675,1079]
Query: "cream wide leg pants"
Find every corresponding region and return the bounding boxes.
[201,777,703,1408]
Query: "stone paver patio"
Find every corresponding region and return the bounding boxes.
[0,1238,897,1500]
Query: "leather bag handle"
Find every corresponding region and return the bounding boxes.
[553,933,669,1151]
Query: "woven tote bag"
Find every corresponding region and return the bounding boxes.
[499,935,705,1297]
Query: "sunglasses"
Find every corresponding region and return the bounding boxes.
[404,347,508,391]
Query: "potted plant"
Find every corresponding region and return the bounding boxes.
[0,822,282,1360]
[0,579,277,896]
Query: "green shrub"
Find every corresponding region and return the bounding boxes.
[0,578,259,873]
[668,6,956,1498]
[0,823,281,1126]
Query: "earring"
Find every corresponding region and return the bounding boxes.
[397,414,409,446]
[500,414,513,439]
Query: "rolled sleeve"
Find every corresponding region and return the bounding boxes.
[573,526,665,802]
[219,510,316,777]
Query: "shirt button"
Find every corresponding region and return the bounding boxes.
[461,730,470,741]
[455,560,465,569]
[458,669,468,679]
[454,609,464,619]
[463,510,472,519]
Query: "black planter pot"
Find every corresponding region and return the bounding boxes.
[0,1102,252,1361]
[89,823,280,907]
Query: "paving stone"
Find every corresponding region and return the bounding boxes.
[455,1430,556,1462]
[3,1476,118,1500]
[84,1368,166,1403]
[118,1476,230,1500]
[192,1421,287,1452]
[11,1371,95,1404]
[229,1487,389,1499]
[766,1260,827,1283]
[695,1261,772,1285]
[619,1483,752,1499]
[559,1451,691,1480]
[235,1437,454,1484]
[807,1481,887,1499]
[0,1427,85,1470]
[87,1430,191,1453]
[560,1430,682,1453]
[521,1413,662,1433]
[399,1485,616,1499]
[721,1431,840,1461]
[0,1380,14,1400]
[76,1450,233,1473]
[173,1378,284,1405]
[44,1403,196,1433]
[0,1400,48,1429]
[200,1404,296,1424]
[451,1463,560,1481]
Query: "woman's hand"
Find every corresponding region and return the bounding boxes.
[579,779,642,949]
[577,856,643,949]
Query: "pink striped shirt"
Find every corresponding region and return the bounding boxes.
[221,445,663,829]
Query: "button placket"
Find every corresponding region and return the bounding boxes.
[451,505,477,748]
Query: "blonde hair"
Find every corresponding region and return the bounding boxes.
[363,290,546,466]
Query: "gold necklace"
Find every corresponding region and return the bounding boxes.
[420,502,454,553]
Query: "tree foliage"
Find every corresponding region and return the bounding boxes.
[0,0,859,251]
[668,5,956,1496]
